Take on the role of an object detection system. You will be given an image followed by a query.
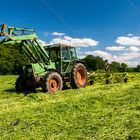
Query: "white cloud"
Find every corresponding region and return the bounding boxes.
[111,52,140,66]
[39,39,48,46]
[127,33,134,37]
[85,50,112,59]
[51,32,65,36]
[119,52,140,60]
[79,50,112,60]
[116,36,140,46]
[106,46,125,51]
[64,36,72,40]
[128,46,140,52]
[105,45,140,52]
[49,36,99,47]
[124,61,139,67]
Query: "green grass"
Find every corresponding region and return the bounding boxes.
[0,74,140,140]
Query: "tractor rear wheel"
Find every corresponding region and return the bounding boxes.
[70,63,87,89]
[42,72,63,93]
[15,75,27,92]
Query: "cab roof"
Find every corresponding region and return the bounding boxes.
[44,43,74,49]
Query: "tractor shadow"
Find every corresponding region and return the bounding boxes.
[4,84,71,95]
[4,88,32,96]
[4,88,16,93]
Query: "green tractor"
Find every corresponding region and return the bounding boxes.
[0,24,87,93]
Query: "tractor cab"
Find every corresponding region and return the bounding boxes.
[45,44,78,74]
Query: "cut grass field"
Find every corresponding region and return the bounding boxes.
[0,74,140,140]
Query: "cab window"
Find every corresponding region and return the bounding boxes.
[70,47,77,59]
[62,48,69,60]
[47,48,60,61]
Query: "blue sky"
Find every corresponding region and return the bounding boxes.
[1,0,140,66]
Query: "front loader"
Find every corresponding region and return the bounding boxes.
[0,24,87,93]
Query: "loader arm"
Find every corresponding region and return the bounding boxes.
[0,24,50,65]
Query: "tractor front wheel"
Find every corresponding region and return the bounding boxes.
[70,63,87,89]
[42,72,63,93]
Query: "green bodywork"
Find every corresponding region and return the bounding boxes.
[0,24,79,79]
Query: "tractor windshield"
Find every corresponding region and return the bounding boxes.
[62,47,69,60]
[62,47,77,60]
[70,47,77,59]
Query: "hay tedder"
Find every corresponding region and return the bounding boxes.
[0,24,87,93]
[88,72,133,85]
[88,60,134,85]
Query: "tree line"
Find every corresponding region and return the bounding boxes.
[0,45,26,74]
[0,46,140,75]
[84,55,140,72]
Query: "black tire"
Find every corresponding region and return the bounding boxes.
[106,79,110,84]
[124,78,128,83]
[70,63,87,89]
[42,72,63,93]
[15,75,27,92]
[89,80,94,85]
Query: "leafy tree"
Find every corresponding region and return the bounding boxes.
[110,61,121,72]
[0,44,26,75]
[120,63,128,72]
[94,56,104,70]
[84,55,95,71]
[136,65,140,72]
[84,55,104,71]
[127,67,136,72]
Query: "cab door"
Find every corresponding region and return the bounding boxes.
[61,46,72,74]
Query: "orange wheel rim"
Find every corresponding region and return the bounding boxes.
[76,70,85,85]
[49,79,60,93]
